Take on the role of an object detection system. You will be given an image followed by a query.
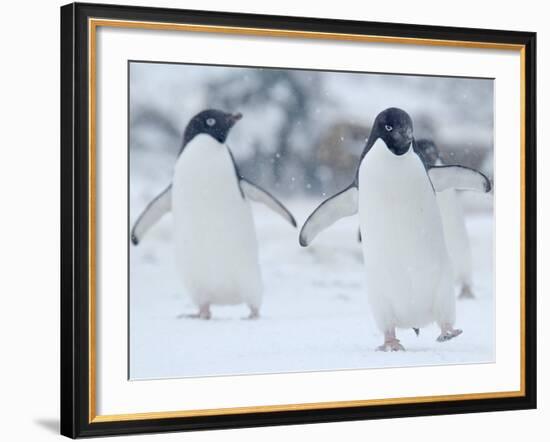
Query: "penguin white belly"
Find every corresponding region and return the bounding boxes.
[172,134,262,308]
[436,189,473,287]
[358,140,455,330]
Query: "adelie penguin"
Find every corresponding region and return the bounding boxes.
[131,109,297,320]
[416,139,480,299]
[299,108,491,351]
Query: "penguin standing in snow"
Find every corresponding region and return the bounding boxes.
[131,109,296,320]
[299,108,490,351]
[416,139,477,299]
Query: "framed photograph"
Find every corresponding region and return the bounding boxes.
[60,2,536,438]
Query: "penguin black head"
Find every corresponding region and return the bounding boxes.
[415,139,441,167]
[368,107,414,156]
[182,109,242,147]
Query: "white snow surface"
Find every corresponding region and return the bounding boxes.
[129,192,494,380]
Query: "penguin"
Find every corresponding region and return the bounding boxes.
[299,108,491,351]
[131,109,297,320]
[416,139,477,299]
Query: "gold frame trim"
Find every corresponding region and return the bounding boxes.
[88,18,527,424]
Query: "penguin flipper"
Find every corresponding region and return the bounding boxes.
[299,185,358,247]
[239,178,297,228]
[131,185,172,245]
[428,165,492,193]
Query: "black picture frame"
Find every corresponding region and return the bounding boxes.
[61,2,537,438]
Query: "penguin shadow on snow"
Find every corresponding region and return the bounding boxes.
[299,107,491,352]
[131,109,297,321]
[175,311,270,322]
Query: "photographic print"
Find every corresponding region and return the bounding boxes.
[129,61,495,380]
[61,4,535,437]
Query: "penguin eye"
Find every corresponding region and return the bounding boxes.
[385,125,393,132]
[206,118,216,127]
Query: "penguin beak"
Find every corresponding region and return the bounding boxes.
[228,112,243,125]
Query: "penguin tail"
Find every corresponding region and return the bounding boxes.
[413,328,420,337]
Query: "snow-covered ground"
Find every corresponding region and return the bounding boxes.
[129,192,494,380]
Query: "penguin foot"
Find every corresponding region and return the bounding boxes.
[178,312,212,320]
[243,306,260,320]
[178,305,211,320]
[436,328,463,342]
[376,339,405,352]
[458,284,475,299]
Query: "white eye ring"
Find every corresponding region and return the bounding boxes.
[206,118,216,127]
[385,124,393,132]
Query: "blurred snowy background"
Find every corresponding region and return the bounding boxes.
[129,62,494,380]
